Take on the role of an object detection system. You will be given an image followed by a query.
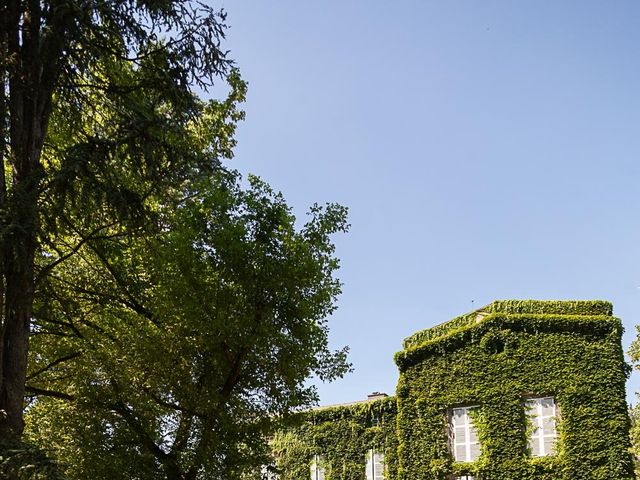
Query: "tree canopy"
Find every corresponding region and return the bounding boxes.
[26,171,350,480]
[1,2,352,479]
[1,0,233,438]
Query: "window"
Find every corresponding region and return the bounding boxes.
[525,396,558,457]
[450,406,481,462]
[310,455,326,480]
[260,464,278,480]
[453,476,476,480]
[365,449,384,480]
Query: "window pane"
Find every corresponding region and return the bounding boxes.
[455,444,467,461]
[365,450,384,480]
[530,438,541,457]
[541,398,555,416]
[542,417,556,435]
[365,451,373,480]
[453,408,466,426]
[469,442,481,461]
[311,456,325,480]
[468,415,480,460]
[450,406,480,462]
[543,436,556,456]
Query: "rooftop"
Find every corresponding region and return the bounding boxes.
[402,299,613,349]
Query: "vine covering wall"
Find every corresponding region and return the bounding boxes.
[268,300,634,480]
[269,396,397,480]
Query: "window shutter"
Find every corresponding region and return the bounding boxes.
[365,449,374,480]
[373,452,385,480]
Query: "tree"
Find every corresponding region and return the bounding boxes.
[629,404,640,477]
[628,337,640,476]
[0,0,232,439]
[25,171,350,480]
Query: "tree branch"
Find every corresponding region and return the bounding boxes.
[27,351,82,381]
[62,215,161,327]
[25,385,74,401]
[35,221,118,285]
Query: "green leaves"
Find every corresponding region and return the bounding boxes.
[275,304,634,480]
[271,397,398,480]
[28,170,350,480]
[0,439,68,480]
[395,306,633,480]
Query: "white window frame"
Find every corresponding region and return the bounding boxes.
[365,449,384,480]
[525,396,558,457]
[449,406,481,463]
[310,454,326,480]
[260,464,278,480]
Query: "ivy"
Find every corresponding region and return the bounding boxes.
[269,397,397,480]
[267,301,634,480]
[402,300,613,348]
[396,300,633,480]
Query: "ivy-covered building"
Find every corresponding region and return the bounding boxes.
[267,300,634,480]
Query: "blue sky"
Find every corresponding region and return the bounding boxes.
[214,1,640,405]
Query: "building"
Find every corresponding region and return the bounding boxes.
[267,300,634,480]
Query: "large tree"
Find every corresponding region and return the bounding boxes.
[0,0,232,439]
[25,171,350,479]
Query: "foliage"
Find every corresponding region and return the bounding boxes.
[0,0,234,438]
[266,397,397,480]
[268,301,634,480]
[0,440,67,480]
[396,300,633,480]
[629,404,640,477]
[625,326,640,478]
[403,300,613,348]
[29,171,348,479]
[25,170,351,479]
[2,2,353,477]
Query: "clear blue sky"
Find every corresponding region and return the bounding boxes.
[213,1,640,405]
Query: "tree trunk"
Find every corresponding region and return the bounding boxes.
[0,19,7,416]
[0,251,35,437]
[0,109,46,439]
[0,105,44,438]
[0,0,59,439]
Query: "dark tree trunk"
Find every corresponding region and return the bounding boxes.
[0,104,48,440]
[0,0,56,439]
[0,103,46,439]
[0,248,35,437]
[0,7,7,416]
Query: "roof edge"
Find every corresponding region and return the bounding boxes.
[402,299,613,349]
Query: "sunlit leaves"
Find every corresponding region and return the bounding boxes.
[28,170,350,479]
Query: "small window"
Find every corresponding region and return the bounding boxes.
[260,464,278,480]
[525,397,558,457]
[453,476,476,480]
[365,449,384,480]
[449,406,481,462]
[310,455,326,480]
